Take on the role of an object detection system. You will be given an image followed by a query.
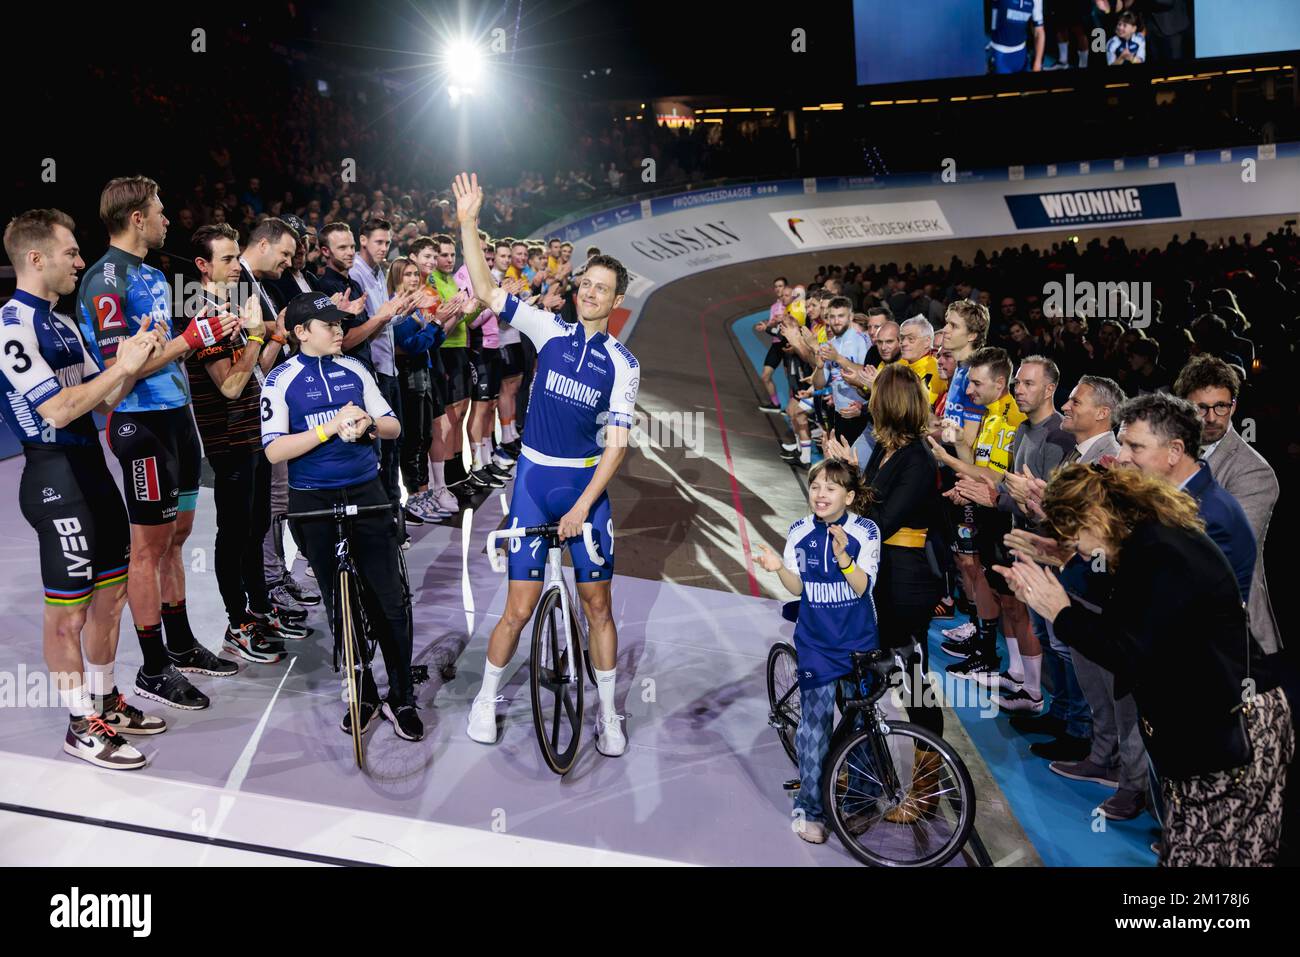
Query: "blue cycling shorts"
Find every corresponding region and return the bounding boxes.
[505,454,614,583]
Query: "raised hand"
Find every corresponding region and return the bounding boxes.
[452,171,484,225]
[755,543,785,573]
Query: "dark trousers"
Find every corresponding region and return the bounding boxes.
[829,408,871,447]
[376,372,402,506]
[209,449,273,627]
[879,596,945,742]
[516,336,537,431]
[288,478,413,706]
[396,358,433,491]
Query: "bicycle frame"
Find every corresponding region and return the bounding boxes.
[487,521,604,691]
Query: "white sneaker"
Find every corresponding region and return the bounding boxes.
[491,453,515,471]
[781,441,799,452]
[810,426,824,440]
[595,712,627,757]
[795,820,827,844]
[467,694,502,744]
[941,621,976,641]
[432,487,459,513]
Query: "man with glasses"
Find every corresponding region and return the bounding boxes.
[1174,356,1280,653]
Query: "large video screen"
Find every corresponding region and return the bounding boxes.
[853,1,1300,87]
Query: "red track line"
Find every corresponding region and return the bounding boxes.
[696,291,769,597]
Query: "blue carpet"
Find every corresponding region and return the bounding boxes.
[731,310,1158,867]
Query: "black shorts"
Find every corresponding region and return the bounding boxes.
[974,507,1015,596]
[106,407,202,526]
[947,498,978,557]
[784,356,812,399]
[438,346,473,406]
[469,346,502,402]
[762,341,785,370]
[499,342,526,378]
[20,446,131,606]
[423,351,446,419]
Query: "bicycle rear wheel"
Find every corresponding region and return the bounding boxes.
[338,568,365,770]
[530,586,585,775]
[823,721,975,867]
[765,642,800,765]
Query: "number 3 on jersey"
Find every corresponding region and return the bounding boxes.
[94,295,125,331]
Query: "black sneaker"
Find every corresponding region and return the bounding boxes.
[341,699,381,736]
[403,506,426,526]
[940,637,977,659]
[1009,713,1068,737]
[251,609,312,640]
[945,653,1000,681]
[484,462,513,481]
[1030,734,1092,762]
[134,665,210,711]
[282,575,320,606]
[95,689,168,735]
[470,467,504,489]
[223,623,287,664]
[272,601,308,623]
[168,643,239,677]
[382,701,424,741]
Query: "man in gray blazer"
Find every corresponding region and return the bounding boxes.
[1035,376,1152,821]
[1175,356,1281,653]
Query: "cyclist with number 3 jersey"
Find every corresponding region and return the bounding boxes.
[76,177,241,713]
[2,209,167,768]
[454,171,639,757]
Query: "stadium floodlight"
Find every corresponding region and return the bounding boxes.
[444,38,484,82]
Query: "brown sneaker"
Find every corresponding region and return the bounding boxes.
[97,690,168,735]
[63,714,148,770]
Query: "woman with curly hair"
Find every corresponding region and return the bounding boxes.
[996,464,1292,866]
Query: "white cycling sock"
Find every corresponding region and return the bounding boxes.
[478,660,507,702]
[473,442,486,469]
[1021,654,1043,698]
[1057,41,1068,62]
[60,683,96,718]
[1004,637,1024,682]
[431,461,446,492]
[480,439,494,465]
[799,441,811,464]
[84,659,115,697]
[594,666,617,718]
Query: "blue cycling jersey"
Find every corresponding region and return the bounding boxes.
[260,352,395,490]
[1107,33,1145,64]
[497,294,639,467]
[0,289,103,447]
[783,511,882,688]
[990,0,1043,52]
[942,362,987,427]
[77,246,190,412]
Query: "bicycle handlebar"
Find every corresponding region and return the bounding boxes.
[286,503,397,521]
[486,522,604,574]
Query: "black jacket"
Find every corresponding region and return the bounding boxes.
[1052,520,1277,780]
[863,440,942,606]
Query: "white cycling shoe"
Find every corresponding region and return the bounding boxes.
[467,694,503,744]
[594,712,627,757]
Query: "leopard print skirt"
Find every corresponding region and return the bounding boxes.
[1160,687,1294,867]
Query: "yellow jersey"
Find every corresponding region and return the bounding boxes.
[974,393,1027,475]
[891,355,943,407]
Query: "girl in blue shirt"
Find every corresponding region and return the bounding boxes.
[757,458,881,844]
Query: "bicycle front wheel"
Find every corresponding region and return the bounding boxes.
[338,568,365,770]
[530,586,585,775]
[765,642,800,766]
[823,721,975,867]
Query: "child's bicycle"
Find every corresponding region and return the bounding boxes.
[767,623,976,867]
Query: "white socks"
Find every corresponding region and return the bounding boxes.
[472,441,487,469]
[1004,637,1024,683]
[59,683,96,718]
[501,421,519,443]
[1057,41,1068,62]
[799,441,811,464]
[478,659,507,703]
[431,461,446,492]
[85,659,115,697]
[594,666,617,718]
[1021,654,1043,699]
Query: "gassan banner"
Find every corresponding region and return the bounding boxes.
[769,200,953,248]
[1005,183,1182,229]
